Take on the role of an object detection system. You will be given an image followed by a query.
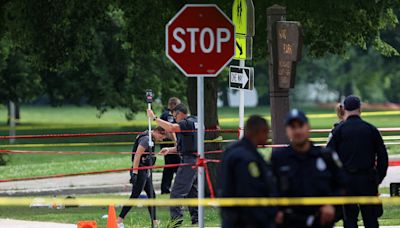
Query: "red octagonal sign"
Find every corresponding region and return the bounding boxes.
[166,4,235,77]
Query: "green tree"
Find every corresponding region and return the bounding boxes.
[0,35,41,114]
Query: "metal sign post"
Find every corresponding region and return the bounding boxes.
[232,0,255,138]
[197,76,205,228]
[239,60,245,138]
[145,89,155,228]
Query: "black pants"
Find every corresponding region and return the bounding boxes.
[161,154,181,193]
[119,169,156,221]
[343,173,381,228]
[170,155,198,223]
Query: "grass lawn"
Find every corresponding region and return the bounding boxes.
[0,194,220,228]
[0,105,400,179]
[0,105,399,226]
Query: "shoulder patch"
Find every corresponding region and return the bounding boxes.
[316,157,327,171]
[248,162,260,178]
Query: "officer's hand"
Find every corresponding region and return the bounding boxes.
[319,205,335,225]
[159,148,170,156]
[130,172,138,185]
[275,211,284,224]
[147,109,155,119]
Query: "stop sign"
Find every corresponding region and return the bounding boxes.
[166,5,235,77]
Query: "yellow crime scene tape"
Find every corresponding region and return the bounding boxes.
[219,110,400,123]
[0,196,399,207]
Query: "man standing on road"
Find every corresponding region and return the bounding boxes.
[220,115,276,228]
[160,97,182,194]
[327,95,388,228]
[271,109,346,228]
[147,103,198,226]
[117,126,167,227]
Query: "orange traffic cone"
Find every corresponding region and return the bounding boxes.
[106,205,118,228]
[77,220,97,228]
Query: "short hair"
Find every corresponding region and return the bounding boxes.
[172,103,188,114]
[168,97,181,110]
[154,126,166,134]
[245,115,269,134]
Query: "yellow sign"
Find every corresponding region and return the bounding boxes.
[234,35,252,60]
[232,0,254,60]
[232,0,254,36]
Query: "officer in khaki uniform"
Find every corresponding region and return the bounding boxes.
[220,115,276,228]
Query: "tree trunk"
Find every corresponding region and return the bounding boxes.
[187,77,222,196]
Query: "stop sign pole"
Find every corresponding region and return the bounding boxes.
[166,4,235,228]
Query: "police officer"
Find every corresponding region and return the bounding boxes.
[271,109,346,228]
[117,126,167,227]
[327,103,345,143]
[147,103,198,226]
[327,95,388,228]
[160,97,182,194]
[220,115,276,228]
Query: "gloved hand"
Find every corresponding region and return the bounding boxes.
[130,171,138,185]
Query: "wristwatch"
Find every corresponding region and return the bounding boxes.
[153,116,158,121]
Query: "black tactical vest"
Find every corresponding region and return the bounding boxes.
[131,132,156,166]
[177,116,198,156]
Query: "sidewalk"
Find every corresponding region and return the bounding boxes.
[1,219,399,228]
[0,219,75,228]
[0,172,163,196]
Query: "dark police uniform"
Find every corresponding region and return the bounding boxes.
[160,109,181,194]
[220,137,276,228]
[327,115,388,228]
[119,131,156,221]
[271,144,346,228]
[170,116,199,224]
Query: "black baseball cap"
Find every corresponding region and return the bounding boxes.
[343,95,361,111]
[285,109,309,126]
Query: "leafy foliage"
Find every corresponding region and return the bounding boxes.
[0,0,399,118]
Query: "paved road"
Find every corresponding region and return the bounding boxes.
[0,172,163,196]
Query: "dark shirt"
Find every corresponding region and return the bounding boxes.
[221,137,276,227]
[131,131,155,166]
[271,144,346,226]
[327,115,388,182]
[176,116,198,156]
[160,108,175,123]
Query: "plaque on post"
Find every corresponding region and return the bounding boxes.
[276,21,303,89]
